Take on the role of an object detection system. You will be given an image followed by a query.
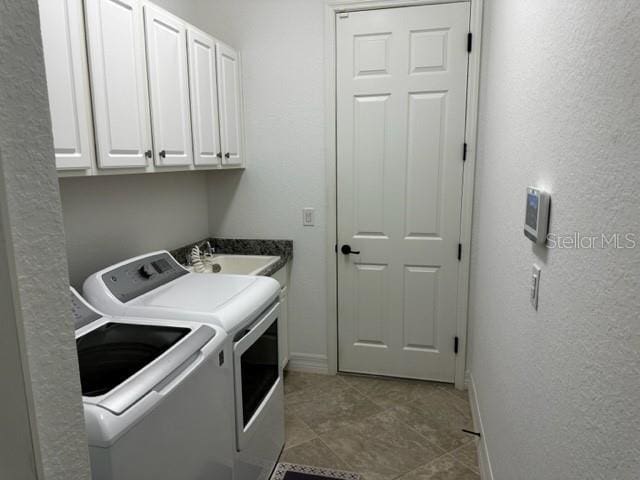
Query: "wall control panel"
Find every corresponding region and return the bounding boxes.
[303,208,315,226]
[101,253,188,303]
[524,187,550,244]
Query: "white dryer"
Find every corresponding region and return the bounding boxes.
[71,288,235,480]
[83,252,285,480]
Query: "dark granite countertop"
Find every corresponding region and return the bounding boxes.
[170,237,293,277]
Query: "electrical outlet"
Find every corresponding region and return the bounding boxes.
[531,265,541,310]
[303,208,315,226]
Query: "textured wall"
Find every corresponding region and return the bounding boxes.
[59,0,209,288]
[468,1,640,479]
[0,189,38,480]
[61,172,209,287]
[0,1,91,478]
[198,0,329,362]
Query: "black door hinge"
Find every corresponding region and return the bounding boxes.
[467,33,472,52]
[462,143,468,161]
[454,336,459,354]
[457,243,462,261]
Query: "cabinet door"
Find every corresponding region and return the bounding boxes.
[85,0,151,169]
[144,6,193,167]
[39,0,95,171]
[187,28,222,167]
[216,43,244,167]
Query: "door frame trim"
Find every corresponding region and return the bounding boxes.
[324,0,484,389]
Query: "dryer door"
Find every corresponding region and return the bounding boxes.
[233,302,280,450]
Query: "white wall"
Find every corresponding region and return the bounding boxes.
[60,0,210,288]
[0,1,91,478]
[468,1,640,479]
[198,0,329,363]
[61,172,208,287]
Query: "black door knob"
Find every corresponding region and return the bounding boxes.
[159,150,166,158]
[341,244,361,255]
[225,152,230,159]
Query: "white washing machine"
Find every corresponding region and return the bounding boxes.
[83,251,285,480]
[71,288,235,480]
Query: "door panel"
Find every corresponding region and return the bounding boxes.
[354,95,389,236]
[188,28,222,166]
[337,3,470,382]
[217,43,243,167]
[85,0,151,169]
[354,263,388,347]
[406,91,446,237]
[402,266,439,350]
[144,6,193,167]
[39,0,95,171]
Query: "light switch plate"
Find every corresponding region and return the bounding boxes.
[303,208,315,226]
[531,265,541,310]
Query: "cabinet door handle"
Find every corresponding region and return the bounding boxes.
[224,152,230,159]
[159,150,166,159]
[216,152,222,158]
[144,149,152,159]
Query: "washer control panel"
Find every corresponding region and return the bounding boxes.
[71,290,102,329]
[101,253,188,303]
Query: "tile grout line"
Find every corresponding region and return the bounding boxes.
[283,414,319,451]
[387,449,452,480]
[391,451,480,480]
[447,442,481,474]
[338,375,443,410]
[332,376,472,460]
[316,404,450,480]
[442,453,482,477]
[435,385,474,417]
[338,379,470,457]
[315,436,362,477]
[284,373,479,478]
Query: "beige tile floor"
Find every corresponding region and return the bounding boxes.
[280,371,480,480]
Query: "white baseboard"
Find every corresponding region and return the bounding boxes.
[286,353,329,374]
[468,373,495,480]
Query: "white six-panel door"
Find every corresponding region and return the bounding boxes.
[39,0,95,171]
[144,5,193,167]
[216,43,243,167]
[188,28,222,167]
[336,3,470,382]
[85,0,152,169]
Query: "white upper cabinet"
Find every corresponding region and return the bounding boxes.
[85,0,152,169]
[144,6,193,167]
[38,0,95,171]
[216,43,244,167]
[187,28,222,167]
[40,0,244,176]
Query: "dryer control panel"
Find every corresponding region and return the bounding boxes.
[101,253,188,303]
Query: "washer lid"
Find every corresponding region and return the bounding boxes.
[128,273,280,333]
[135,273,258,311]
